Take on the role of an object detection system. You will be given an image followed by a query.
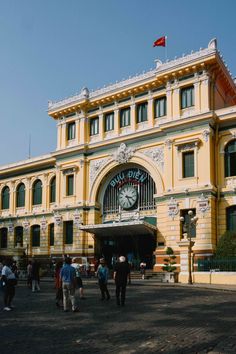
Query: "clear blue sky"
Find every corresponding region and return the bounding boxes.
[0,0,235,165]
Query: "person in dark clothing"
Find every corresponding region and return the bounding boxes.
[31,259,40,292]
[113,256,130,306]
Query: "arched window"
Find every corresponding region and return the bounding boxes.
[16,183,25,208]
[33,180,42,205]
[225,140,236,177]
[50,177,56,203]
[15,226,23,247]
[31,225,40,247]
[0,228,8,248]
[226,206,236,232]
[1,186,10,210]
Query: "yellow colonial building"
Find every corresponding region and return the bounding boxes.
[1,39,236,283]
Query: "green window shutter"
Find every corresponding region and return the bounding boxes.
[225,140,236,177]
[2,186,10,209]
[49,223,54,246]
[33,180,42,205]
[90,117,99,136]
[50,177,56,203]
[155,97,166,118]
[15,226,23,246]
[0,228,8,248]
[67,175,74,196]
[67,122,75,140]
[32,225,40,247]
[183,151,194,178]
[137,102,148,123]
[181,86,194,109]
[104,113,114,132]
[17,183,25,207]
[120,108,130,127]
[227,206,236,232]
[64,221,73,244]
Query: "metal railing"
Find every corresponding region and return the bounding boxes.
[198,258,236,272]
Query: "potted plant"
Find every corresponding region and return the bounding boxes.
[162,247,178,283]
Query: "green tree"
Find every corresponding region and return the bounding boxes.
[215,231,236,258]
[162,247,177,272]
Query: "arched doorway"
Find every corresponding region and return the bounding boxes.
[83,164,158,268]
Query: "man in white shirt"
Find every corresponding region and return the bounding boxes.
[1,258,17,311]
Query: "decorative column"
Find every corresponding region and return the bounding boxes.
[79,111,88,144]
[61,120,66,149]
[194,73,201,112]
[130,101,136,133]
[56,121,62,150]
[99,111,104,141]
[172,80,180,118]
[53,212,64,254]
[114,105,120,135]
[147,93,154,128]
[166,82,172,119]
[164,139,173,191]
[177,237,195,283]
[42,174,48,211]
[75,119,80,145]
[200,71,211,112]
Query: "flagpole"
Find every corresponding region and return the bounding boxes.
[165,36,168,61]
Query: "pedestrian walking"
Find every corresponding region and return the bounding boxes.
[140,262,146,280]
[27,260,32,289]
[1,258,17,311]
[54,260,63,308]
[71,258,86,299]
[97,258,110,301]
[31,259,40,292]
[113,256,130,306]
[60,257,78,312]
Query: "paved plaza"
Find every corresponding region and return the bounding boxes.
[1,279,236,354]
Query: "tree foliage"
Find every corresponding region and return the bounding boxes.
[162,247,177,272]
[215,231,236,258]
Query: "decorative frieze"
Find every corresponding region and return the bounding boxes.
[73,209,82,228]
[54,212,62,226]
[167,197,179,219]
[143,147,164,171]
[197,193,210,214]
[177,141,199,151]
[164,139,173,150]
[89,157,112,187]
[113,143,135,164]
[202,129,211,142]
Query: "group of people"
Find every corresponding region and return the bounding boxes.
[0,254,133,313]
[54,254,131,312]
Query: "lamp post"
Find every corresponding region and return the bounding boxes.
[180,210,198,284]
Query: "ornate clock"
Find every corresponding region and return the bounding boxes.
[118,185,138,209]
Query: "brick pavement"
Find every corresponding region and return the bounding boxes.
[0,280,236,354]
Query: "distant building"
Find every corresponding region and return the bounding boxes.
[0,39,236,282]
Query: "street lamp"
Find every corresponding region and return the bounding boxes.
[180,210,198,284]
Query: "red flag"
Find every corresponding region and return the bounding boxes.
[153,36,166,47]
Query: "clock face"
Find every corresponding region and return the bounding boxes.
[118,185,138,209]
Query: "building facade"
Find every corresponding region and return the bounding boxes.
[1,39,236,282]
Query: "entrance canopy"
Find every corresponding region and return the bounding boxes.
[80,220,156,237]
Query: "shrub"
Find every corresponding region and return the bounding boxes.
[215,231,236,258]
[162,247,177,272]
